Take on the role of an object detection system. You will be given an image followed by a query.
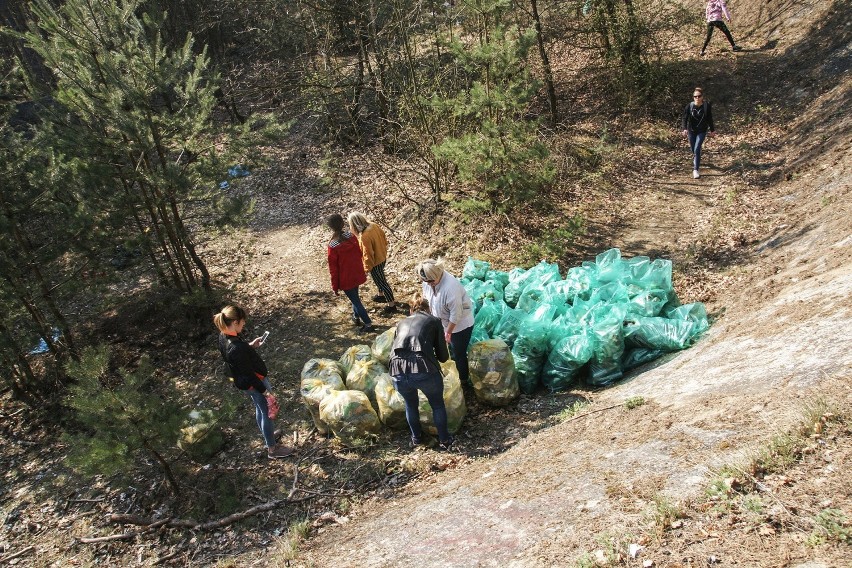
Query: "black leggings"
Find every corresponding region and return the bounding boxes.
[703,21,736,51]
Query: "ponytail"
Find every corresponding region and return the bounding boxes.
[214,305,247,332]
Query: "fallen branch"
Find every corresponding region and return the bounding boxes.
[0,546,34,563]
[107,495,314,532]
[562,403,623,423]
[80,518,171,544]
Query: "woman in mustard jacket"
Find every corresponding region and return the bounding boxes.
[348,211,399,313]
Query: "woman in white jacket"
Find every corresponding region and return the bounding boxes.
[701,0,742,56]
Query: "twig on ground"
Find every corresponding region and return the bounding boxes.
[0,545,35,563]
[561,403,623,423]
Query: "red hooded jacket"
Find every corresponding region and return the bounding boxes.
[328,231,367,292]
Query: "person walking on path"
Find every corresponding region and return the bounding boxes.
[701,0,742,56]
[327,213,375,333]
[682,87,715,179]
[215,305,294,459]
[389,293,455,450]
[416,259,475,387]
[347,211,399,314]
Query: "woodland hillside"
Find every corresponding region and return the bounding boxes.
[0,0,850,566]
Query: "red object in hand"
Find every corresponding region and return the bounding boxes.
[266,394,280,420]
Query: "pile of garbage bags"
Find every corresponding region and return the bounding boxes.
[300,328,467,444]
[299,248,708,440]
[462,248,709,395]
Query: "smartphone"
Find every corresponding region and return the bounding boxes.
[260,331,270,344]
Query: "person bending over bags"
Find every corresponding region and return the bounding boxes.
[214,305,293,459]
[389,294,455,450]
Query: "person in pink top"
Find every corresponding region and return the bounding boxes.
[701,0,742,56]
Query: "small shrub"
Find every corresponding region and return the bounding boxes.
[624,396,646,410]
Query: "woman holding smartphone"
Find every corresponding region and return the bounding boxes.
[214,305,293,459]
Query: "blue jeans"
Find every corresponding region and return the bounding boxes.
[688,130,707,171]
[247,378,276,448]
[450,326,473,386]
[392,372,451,443]
[343,287,372,325]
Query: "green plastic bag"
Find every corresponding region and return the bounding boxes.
[516,285,547,313]
[472,280,505,306]
[621,347,665,371]
[463,257,491,280]
[511,305,556,395]
[485,270,510,289]
[371,327,396,365]
[627,289,670,317]
[624,316,695,351]
[666,303,710,337]
[468,339,519,406]
[504,261,561,307]
[589,282,629,305]
[319,390,382,444]
[339,344,373,375]
[470,325,491,345]
[374,373,407,429]
[564,265,598,300]
[587,304,627,387]
[474,299,508,336]
[417,360,467,435]
[595,248,626,283]
[541,330,595,392]
[494,308,526,347]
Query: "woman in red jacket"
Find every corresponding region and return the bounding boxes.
[327,214,375,333]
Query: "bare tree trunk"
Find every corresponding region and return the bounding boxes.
[529,0,558,124]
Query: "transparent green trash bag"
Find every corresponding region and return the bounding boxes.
[319,390,382,444]
[485,270,510,289]
[624,316,696,351]
[468,339,519,406]
[474,299,508,336]
[627,289,670,317]
[665,302,710,337]
[463,257,491,280]
[595,248,626,284]
[541,329,595,392]
[504,261,561,307]
[564,264,598,300]
[621,347,665,371]
[511,304,556,395]
[470,325,491,345]
[587,304,627,387]
[494,308,527,347]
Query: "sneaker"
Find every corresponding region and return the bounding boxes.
[372,294,387,303]
[437,437,455,451]
[732,45,742,51]
[359,324,376,334]
[267,445,294,459]
[409,437,422,448]
[382,304,399,314]
[699,50,705,57]
[692,170,700,179]
[351,315,362,326]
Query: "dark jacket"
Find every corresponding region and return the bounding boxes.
[328,231,368,293]
[219,333,268,391]
[682,101,714,133]
[389,311,450,376]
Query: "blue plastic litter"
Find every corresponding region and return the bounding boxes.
[29,328,61,355]
[219,180,230,190]
[228,165,251,178]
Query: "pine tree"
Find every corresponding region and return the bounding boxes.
[19,0,264,293]
[431,7,555,211]
[64,346,184,494]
